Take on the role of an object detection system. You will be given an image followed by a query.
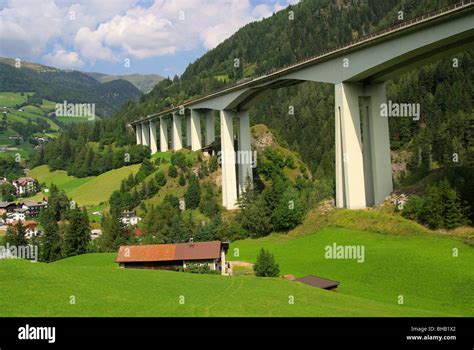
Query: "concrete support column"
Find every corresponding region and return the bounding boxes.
[190,109,202,151]
[159,117,168,152]
[335,83,366,209]
[150,120,158,154]
[185,116,191,147]
[205,110,215,146]
[334,82,392,209]
[237,110,252,195]
[141,122,150,147]
[172,112,183,151]
[135,124,142,145]
[363,82,393,205]
[220,110,238,210]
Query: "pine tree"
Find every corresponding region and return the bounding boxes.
[184,176,201,209]
[62,207,90,257]
[39,208,62,262]
[253,248,280,277]
[178,173,186,187]
[13,220,28,246]
[168,165,178,178]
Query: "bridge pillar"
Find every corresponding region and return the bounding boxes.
[150,120,158,154]
[361,82,393,206]
[220,110,238,210]
[205,110,215,146]
[237,110,253,195]
[335,82,392,209]
[141,122,150,147]
[190,109,202,151]
[185,115,191,147]
[172,112,183,151]
[159,117,168,152]
[135,124,142,145]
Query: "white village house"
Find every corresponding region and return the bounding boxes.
[120,211,142,226]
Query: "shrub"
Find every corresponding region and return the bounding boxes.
[155,171,167,186]
[178,263,220,274]
[184,176,201,209]
[253,248,280,277]
[178,173,186,186]
[168,165,178,178]
[208,156,218,173]
[402,179,470,229]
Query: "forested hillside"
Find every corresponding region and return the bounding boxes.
[0,60,142,117]
[36,0,473,188]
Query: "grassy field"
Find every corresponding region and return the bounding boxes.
[67,164,140,206]
[0,223,471,317]
[0,92,30,107]
[28,165,93,194]
[229,227,474,316]
[0,252,440,317]
[27,164,141,206]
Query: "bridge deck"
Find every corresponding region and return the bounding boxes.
[131,0,473,125]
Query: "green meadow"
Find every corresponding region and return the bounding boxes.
[229,227,474,316]
[27,164,141,206]
[0,251,440,317]
[0,226,472,317]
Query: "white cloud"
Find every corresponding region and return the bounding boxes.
[0,0,64,58]
[1,0,299,64]
[74,0,297,60]
[43,47,84,69]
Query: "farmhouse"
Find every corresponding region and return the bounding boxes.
[0,202,19,215]
[12,177,37,196]
[120,210,141,226]
[21,200,48,217]
[9,220,40,238]
[116,240,230,275]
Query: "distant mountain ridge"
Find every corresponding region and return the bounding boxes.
[86,72,165,93]
[0,57,142,117]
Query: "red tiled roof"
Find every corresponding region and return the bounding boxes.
[134,228,142,236]
[116,241,222,263]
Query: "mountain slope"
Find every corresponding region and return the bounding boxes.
[0,58,142,117]
[86,72,164,93]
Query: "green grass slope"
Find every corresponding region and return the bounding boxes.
[27,164,140,206]
[28,165,93,193]
[229,227,474,316]
[67,164,141,206]
[0,253,438,317]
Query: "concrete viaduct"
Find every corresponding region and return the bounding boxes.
[131,1,474,210]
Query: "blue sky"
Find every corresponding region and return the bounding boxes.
[0,0,298,77]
